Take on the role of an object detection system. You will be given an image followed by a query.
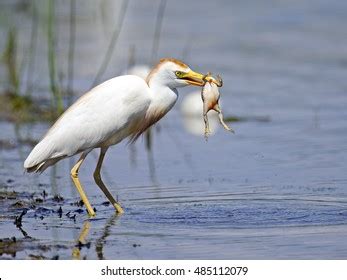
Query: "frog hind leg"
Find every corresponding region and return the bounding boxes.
[203,103,211,140]
[214,104,235,133]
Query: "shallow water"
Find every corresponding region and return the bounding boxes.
[1,0,347,259]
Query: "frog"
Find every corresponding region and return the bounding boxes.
[201,73,234,139]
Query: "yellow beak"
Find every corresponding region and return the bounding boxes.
[181,70,205,87]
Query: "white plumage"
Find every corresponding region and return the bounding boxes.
[24,58,206,216]
[24,75,150,172]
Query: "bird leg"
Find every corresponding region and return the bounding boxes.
[94,147,124,214]
[71,152,96,216]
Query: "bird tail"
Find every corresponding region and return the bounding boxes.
[24,136,65,173]
[25,157,64,173]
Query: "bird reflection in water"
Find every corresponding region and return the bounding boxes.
[95,214,120,260]
[72,214,120,260]
[72,221,91,259]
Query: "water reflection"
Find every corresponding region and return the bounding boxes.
[72,214,121,260]
[95,214,120,260]
[72,220,91,259]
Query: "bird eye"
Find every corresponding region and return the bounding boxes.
[175,71,183,77]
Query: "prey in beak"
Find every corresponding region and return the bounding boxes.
[200,72,233,139]
[203,72,223,87]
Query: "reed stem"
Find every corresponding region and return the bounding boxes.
[47,0,64,114]
[67,0,76,106]
[92,0,129,87]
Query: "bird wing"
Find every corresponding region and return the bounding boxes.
[24,75,151,169]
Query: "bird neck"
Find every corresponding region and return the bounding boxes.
[148,82,178,113]
[128,83,178,143]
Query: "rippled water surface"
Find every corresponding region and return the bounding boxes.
[0,0,347,259]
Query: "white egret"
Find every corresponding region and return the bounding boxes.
[24,58,206,216]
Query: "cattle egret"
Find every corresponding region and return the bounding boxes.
[24,58,206,216]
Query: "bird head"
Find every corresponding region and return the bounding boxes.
[146,58,205,88]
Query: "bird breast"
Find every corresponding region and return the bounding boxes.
[128,104,169,143]
[129,86,178,142]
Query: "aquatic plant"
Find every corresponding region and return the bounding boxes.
[92,0,129,87]
[3,28,19,96]
[66,0,76,106]
[25,0,38,97]
[1,28,32,114]
[150,0,167,64]
[47,0,64,115]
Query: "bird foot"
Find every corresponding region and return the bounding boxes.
[113,203,124,214]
